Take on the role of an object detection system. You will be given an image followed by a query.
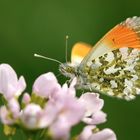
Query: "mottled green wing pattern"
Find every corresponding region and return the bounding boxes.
[80,48,140,100]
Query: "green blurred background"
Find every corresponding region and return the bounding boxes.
[0,0,140,139]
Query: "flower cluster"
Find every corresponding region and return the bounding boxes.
[0,64,117,140]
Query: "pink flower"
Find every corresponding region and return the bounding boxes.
[0,64,26,99]
[79,93,106,125]
[79,125,117,140]
[0,67,117,140]
[45,80,85,139]
[46,80,107,139]
[32,72,60,98]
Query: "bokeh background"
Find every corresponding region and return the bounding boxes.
[0,0,140,139]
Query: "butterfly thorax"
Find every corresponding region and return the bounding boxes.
[59,63,90,90]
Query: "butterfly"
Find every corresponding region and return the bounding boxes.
[59,16,140,101]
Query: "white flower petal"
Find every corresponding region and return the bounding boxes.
[20,103,42,129]
[79,125,96,140]
[8,98,20,119]
[16,76,26,96]
[0,64,18,83]
[59,94,85,125]
[83,111,107,125]
[0,106,14,125]
[92,111,107,124]
[79,93,104,117]
[33,72,60,98]
[39,102,58,128]
[22,93,31,105]
[61,82,76,97]
[90,128,117,140]
[0,64,26,99]
[49,119,70,140]
[62,83,68,92]
[70,77,77,88]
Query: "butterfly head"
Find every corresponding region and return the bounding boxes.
[59,63,77,78]
[59,42,92,79]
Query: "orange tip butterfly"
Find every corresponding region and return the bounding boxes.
[59,16,140,101]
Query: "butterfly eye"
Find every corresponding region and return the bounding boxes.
[66,67,74,74]
[67,67,72,72]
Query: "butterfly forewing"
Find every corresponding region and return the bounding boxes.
[79,16,140,69]
[78,16,140,100]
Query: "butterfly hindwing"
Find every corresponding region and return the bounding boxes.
[71,42,92,65]
[79,47,140,100]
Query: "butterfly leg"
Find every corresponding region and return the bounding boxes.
[65,79,71,85]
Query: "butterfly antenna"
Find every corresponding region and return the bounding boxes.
[56,73,62,78]
[34,53,62,64]
[65,35,69,63]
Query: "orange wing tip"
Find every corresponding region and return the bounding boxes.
[71,42,92,65]
[103,17,140,50]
